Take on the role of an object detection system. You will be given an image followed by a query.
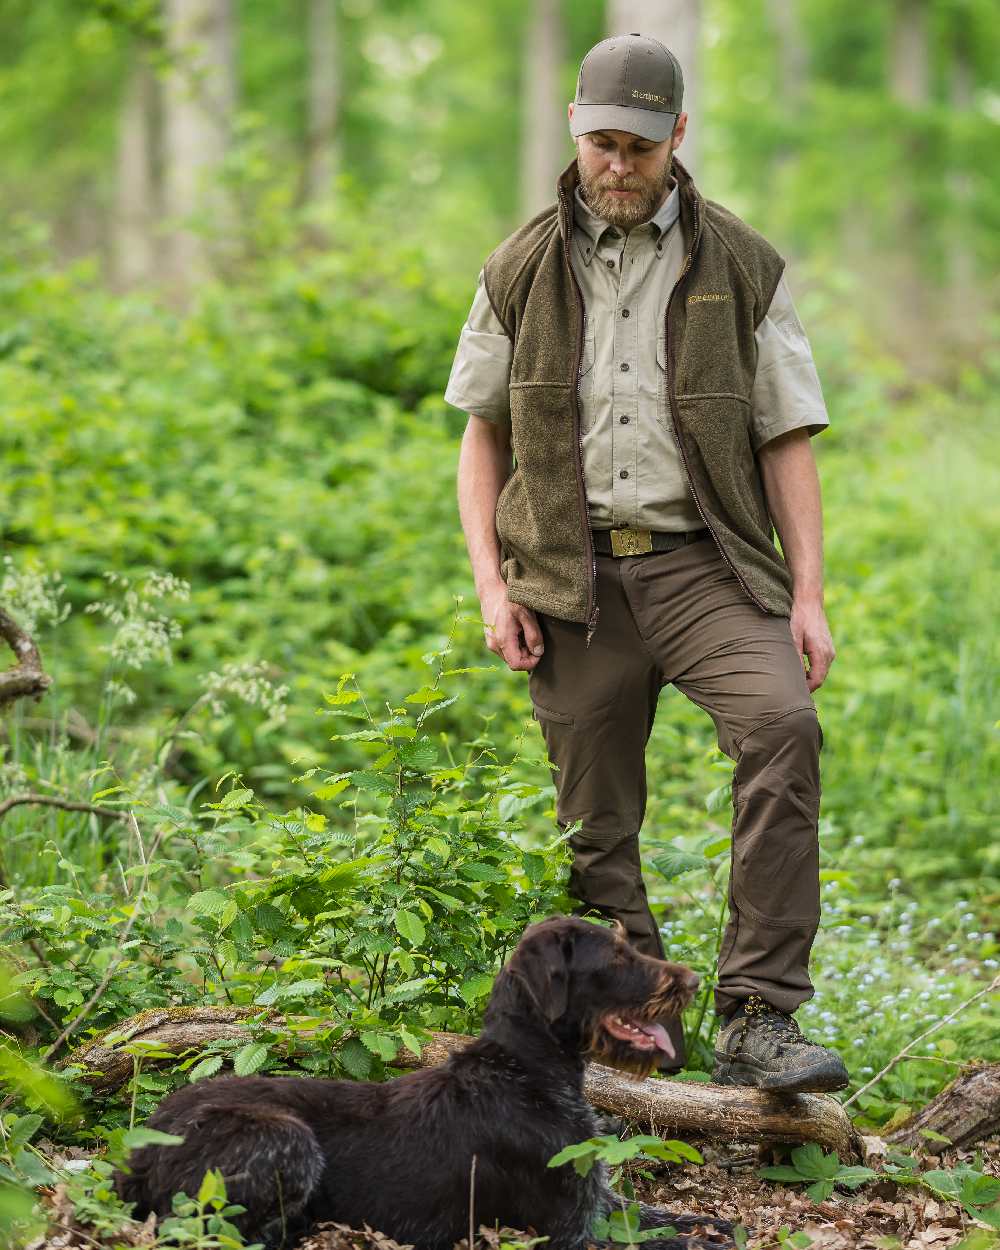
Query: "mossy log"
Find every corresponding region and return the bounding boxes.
[887,1062,1000,1151]
[70,1008,861,1159]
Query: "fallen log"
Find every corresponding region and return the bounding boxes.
[69,1008,861,1159]
[887,1061,1000,1152]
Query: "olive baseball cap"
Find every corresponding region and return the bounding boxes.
[569,33,683,142]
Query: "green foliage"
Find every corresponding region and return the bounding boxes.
[758,1143,877,1202]
[156,1169,263,1250]
[548,1133,703,1179]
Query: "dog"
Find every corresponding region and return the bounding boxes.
[117,916,731,1249]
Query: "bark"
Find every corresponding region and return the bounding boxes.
[886,0,930,358]
[764,0,806,107]
[71,1012,860,1157]
[113,51,159,288]
[304,0,342,202]
[605,0,701,177]
[0,607,51,709]
[520,0,568,218]
[888,1063,1000,1152]
[161,0,236,296]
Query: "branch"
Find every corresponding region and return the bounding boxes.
[0,606,51,708]
[0,794,130,823]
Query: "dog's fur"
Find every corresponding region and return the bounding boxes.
[117,917,731,1249]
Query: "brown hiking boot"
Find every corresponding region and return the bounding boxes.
[712,994,849,1093]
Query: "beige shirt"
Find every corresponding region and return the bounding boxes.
[445,184,829,532]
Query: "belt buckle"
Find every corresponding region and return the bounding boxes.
[610,527,653,556]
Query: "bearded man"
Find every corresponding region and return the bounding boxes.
[447,33,848,1093]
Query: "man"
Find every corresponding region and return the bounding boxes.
[447,33,848,1093]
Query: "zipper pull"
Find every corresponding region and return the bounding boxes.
[585,605,600,648]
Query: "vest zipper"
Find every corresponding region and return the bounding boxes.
[559,184,600,646]
[663,197,769,614]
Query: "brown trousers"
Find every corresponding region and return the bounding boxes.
[528,538,822,1062]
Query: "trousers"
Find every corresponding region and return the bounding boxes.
[527,539,822,1063]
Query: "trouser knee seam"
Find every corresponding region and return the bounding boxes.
[733,702,817,753]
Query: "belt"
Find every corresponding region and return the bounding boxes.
[591,527,710,557]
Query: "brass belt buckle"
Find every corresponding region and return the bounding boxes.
[610,527,653,556]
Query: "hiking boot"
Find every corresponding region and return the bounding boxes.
[712,994,849,1093]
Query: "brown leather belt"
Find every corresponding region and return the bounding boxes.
[591,527,710,557]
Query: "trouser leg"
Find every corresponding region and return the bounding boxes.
[527,556,685,1060]
[619,540,823,1020]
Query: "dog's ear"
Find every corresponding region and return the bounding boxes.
[519,923,574,1022]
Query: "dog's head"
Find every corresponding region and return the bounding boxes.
[484,916,698,1076]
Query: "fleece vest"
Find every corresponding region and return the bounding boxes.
[482,156,792,640]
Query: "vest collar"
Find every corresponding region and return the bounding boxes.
[556,155,703,259]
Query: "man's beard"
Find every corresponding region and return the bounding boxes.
[577,147,674,230]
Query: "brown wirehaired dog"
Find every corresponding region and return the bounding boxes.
[117,916,730,1249]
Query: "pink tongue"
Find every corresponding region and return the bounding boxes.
[639,1022,675,1058]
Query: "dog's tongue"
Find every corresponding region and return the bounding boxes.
[639,1022,675,1058]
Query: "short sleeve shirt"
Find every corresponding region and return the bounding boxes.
[444,185,829,531]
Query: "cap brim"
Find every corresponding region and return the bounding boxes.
[569,103,677,142]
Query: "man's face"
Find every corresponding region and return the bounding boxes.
[571,121,678,230]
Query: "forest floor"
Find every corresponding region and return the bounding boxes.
[31,1133,1000,1250]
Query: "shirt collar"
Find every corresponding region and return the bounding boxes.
[573,180,680,266]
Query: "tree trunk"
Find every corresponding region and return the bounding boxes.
[161,0,236,298]
[304,0,341,203]
[71,1012,860,1158]
[886,0,930,360]
[113,52,159,289]
[520,0,568,218]
[605,0,701,178]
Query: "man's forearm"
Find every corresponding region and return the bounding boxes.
[457,416,513,599]
[757,428,824,602]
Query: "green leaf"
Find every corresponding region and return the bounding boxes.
[394,909,426,946]
[701,835,732,858]
[6,1115,43,1154]
[337,1038,373,1080]
[398,1028,423,1058]
[458,861,507,882]
[759,1166,810,1183]
[121,1127,186,1151]
[188,889,229,918]
[197,1168,225,1205]
[522,852,546,885]
[360,1032,398,1062]
[424,836,450,861]
[806,1179,835,1202]
[313,779,350,800]
[458,972,495,1005]
[351,770,396,794]
[649,845,703,880]
[220,788,255,809]
[400,739,438,769]
[404,686,445,704]
[705,783,732,814]
[233,1043,268,1077]
[188,1055,224,1082]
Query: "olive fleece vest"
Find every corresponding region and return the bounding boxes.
[482,155,792,641]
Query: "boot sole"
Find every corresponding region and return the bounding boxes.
[713,1058,849,1094]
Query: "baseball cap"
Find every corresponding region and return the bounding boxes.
[570,33,683,143]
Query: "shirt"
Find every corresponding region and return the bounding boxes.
[445,182,829,531]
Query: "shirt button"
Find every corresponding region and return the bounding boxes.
[620,362,629,372]
[621,309,630,318]
[606,259,615,269]
[619,469,629,479]
[620,415,629,424]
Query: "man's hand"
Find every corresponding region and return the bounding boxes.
[480,583,544,672]
[790,597,835,692]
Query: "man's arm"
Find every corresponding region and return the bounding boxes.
[457,415,545,671]
[757,427,835,692]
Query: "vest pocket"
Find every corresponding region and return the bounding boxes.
[577,323,596,400]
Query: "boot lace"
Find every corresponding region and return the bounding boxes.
[742,994,815,1047]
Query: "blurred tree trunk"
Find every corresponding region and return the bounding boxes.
[765,0,806,109]
[113,51,159,289]
[161,0,236,298]
[887,0,930,358]
[945,29,979,345]
[520,0,568,218]
[605,0,701,178]
[304,0,341,203]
